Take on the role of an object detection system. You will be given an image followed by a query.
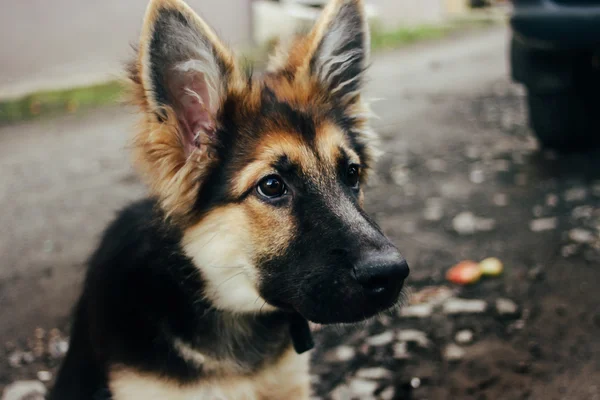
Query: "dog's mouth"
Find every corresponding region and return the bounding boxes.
[267,281,406,326]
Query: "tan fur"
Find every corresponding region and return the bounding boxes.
[130,108,217,223]
[173,337,247,376]
[183,205,279,313]
[183,200,297,313]
[231,132,316,198]
[109,347,310,400]
[315,122,360,167]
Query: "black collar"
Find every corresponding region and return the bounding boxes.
[289,313,314,354]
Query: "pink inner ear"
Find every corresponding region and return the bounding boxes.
[167,69,216,155]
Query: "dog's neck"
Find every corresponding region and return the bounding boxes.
[174,305,312,376]
[156,213,314,375]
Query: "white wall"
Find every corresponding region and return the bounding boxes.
[369,0,447,29]
[0,0,252,100]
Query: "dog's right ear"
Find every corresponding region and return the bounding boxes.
[129,0,239,222]
[138,0,237,148]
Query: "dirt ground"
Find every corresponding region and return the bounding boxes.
[1,27,599,399]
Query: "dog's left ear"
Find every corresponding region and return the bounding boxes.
[301,0,370,103]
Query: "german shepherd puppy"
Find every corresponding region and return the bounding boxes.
[50,0,409,398]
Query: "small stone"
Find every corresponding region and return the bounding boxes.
[32,343,44,359]
[529,217,557,232]
[334,346,356,362]
[569,228,595,244]
[355,367,391,380]
[426,159,447,172]
[399,304,433,318]
[1,381,46,400]
[453,212,477,235]
[515,173,528,186]
[561,244,580,258]
[475,217,496,232]
[496,298,519,316]
[455,329,474,344]
[465,146,480,159]
[397,329,431,348]
[379,386,395,400]
[8,351,22,368]
[571,206,594,219]
[423,198,444,221]
[393,342,410,359]
[469,169,485,184]
[410,286,456,306]
[34,328,45,340]
[493,193,508,207]
[443,343,466,362]
[390,166,410,186]
[42,240,54,253]
[528,265,545,281]
[366,331,394,347]
[359,343,369,355]
[511,319,526,331]
[308,322,323,332]
[21,352,35,364]
[349,379,378,396]
[36,370,52,382]
[48,337,69,359]
[4,340,16,351]
[410,377,422,389]
[564,187,587,202]
[330,384,352,400]
[546,194,559,207]
[443,298,487,315]
[493,159,511,172]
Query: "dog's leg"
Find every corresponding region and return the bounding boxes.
[49,299,107,400]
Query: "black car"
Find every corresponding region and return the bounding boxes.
[510,0,600,149]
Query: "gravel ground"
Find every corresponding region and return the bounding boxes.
[1,27,599,399]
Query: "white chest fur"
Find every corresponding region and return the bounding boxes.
[109,348,311,400]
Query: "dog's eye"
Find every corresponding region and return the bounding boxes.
[347,164,360,189]
[257,175,287,199]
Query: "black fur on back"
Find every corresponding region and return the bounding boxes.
[49,199,292,400]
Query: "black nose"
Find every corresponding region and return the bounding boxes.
[354,251,409,296]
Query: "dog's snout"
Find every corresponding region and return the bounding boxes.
[354,251,409,296]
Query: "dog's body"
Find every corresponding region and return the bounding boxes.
[50,0,409,398]
[50,199,310,399]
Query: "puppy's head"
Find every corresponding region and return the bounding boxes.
[129,0,409,324]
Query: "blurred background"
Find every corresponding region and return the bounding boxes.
[1,0,599,399]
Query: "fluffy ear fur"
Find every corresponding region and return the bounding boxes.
[128,0,240,222]
[308,0,370,102]
[269,0,370,104]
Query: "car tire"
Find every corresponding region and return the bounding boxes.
[526,90,593,150]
